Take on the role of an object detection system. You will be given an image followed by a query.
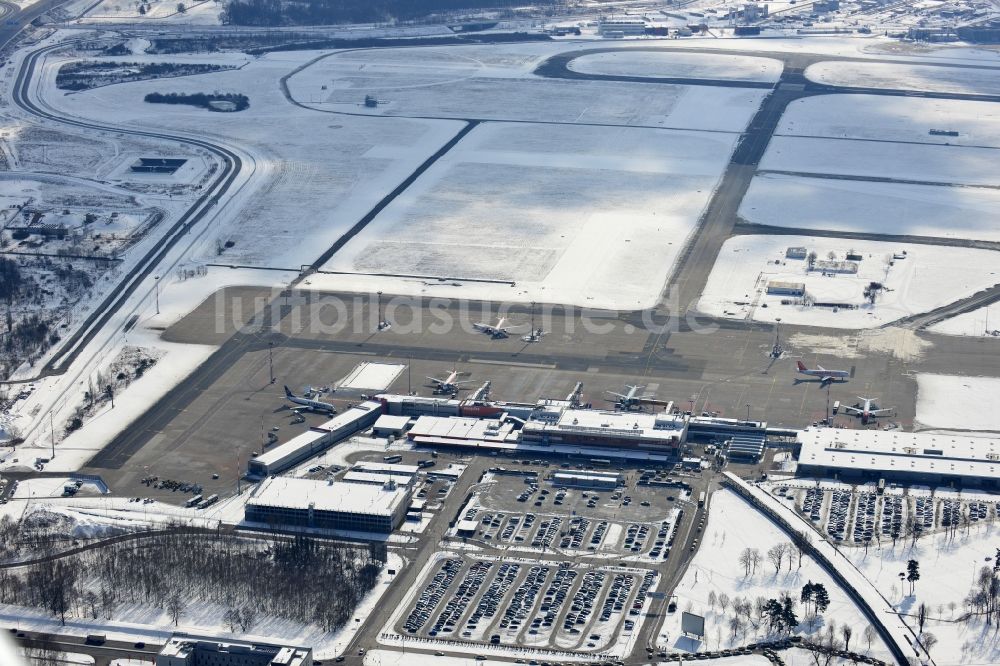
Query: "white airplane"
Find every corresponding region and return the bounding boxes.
[283,385,336,414]
[473,316,528,339]
[796,361,850,385]
[843,397,894,425]
[426,370,471,394]
[606,384,658,411]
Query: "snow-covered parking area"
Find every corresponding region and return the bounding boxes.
[696,235,1000,329]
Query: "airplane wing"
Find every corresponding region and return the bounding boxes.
[842,406,862,415]
[869,408,894,416]
[606,392,627,399]
[426,376,444,384]
[453,380,473,385]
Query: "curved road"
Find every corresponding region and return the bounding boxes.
[3,40,248,386]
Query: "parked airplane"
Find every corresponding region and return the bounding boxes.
[843,397,894,425]
[473,316,527,339]
[795,361,850,385]
[426,370,471,394]
[606,384,659,411]
[283,385,336,414]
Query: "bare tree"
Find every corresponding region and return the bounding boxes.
[920,632,938,656]
[863,624,876,652]
[719,593,731,614]
[167,593,185,626]
[767,544,786,575]
[738,548,753,577]
[841,624,853,652]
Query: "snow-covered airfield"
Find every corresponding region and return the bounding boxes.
[7,5,1000,665]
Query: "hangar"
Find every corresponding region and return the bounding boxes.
[796,427,1000,488]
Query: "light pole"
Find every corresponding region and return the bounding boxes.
[268,341,275,384]
[376,290,385,330]
[154,275,160,315]
[745,403,750,424]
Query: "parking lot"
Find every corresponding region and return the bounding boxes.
[397,552,659,654]
[773,483,998,545]
[458,468,691,561]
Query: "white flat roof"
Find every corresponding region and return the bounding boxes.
[339,362,405,391]
[523,408,685,442]
[343,471,413,486]
[247,477,408,516]
[409,416,516,442]
[252,428,328,467]
[374,415,411,430]
[353,462,419,476]
[552,471,622,482]
[798,427,1000,480]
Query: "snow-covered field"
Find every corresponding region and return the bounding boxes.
[316,121,735,309]
[286,44,768,132]
[567,51,782,82]
[806,60,1000,96]
[847,520,1000,665]
[761,136,1000,186]
[739,173,1000,241]
[659,489,891,660]
[776,95,1000,147]
[915,374,1000,432]
[697,235,1000,329]
[79,0,223,23]
[928,302,1000,337]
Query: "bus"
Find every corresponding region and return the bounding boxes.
[697,492,706,508]
[590,458,611,467]
[383,454,403,464]
[185,494,203,508]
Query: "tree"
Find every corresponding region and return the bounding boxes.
[719,593,731,614]
[223,608,240,632]
[807,251,818,268]
[791,530,810,569]
[176,2,186,11]
[841,624,853,651]
[738,548,753,577]
[138,3,146,13]
[167,592,184,626]
[708,590,718,609]
[920,632,937,656]
[801,581,816,616]
[813,583,830,614]
[907,560,920,595]
[767,543,786,575]
[917,602,927,633]
[863,624,876,652]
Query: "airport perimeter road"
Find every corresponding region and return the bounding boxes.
[2,41,246,387]
[10,629,160,666]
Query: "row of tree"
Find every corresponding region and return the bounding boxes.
[221,0,562,26]
[0,530,385,631]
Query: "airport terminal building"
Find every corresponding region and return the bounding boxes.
[245,476,411,533]
[796,427,1000,488]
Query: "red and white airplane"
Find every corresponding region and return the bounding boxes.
[473,316,528,339]
[843,397,894,425]
[796,361,850,385]
[426,370,471,394]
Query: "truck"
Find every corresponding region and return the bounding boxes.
[697,492,706,507]
[832,400,840,415]
[383,455,402,464]
[85,634,106,645]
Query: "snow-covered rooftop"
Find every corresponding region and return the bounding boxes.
[797,427,1000,480]
[247,477,408,517]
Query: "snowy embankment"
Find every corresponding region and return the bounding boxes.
[660,487,894,661]
[720,473,921,664]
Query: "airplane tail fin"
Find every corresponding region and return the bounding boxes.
[796,361,807,372]
[284,385,294,398]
